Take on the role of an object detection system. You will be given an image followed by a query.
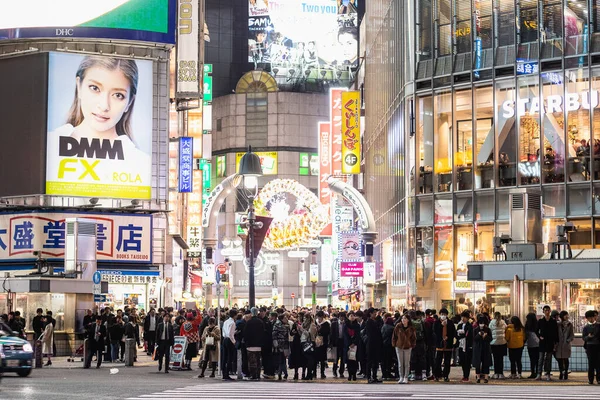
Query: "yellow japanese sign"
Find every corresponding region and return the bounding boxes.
[341,91,361,174]
[235,151,278,175]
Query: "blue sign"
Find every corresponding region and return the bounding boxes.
[94,294,107,303]
[93,271,102,285]
[178,137,194,193]
[474,37,482,79]
[516,59,539,75]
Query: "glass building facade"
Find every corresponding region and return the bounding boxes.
[364,0,600,311]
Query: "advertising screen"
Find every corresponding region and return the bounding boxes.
[0,0,176,44]
[248,0,358,76]
[46,52,153,199]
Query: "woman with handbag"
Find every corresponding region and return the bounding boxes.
[289,313,307,380]
[345,312,361,381]
[198,317,221,378]
[314,310,331,379]
[300,313,318,380]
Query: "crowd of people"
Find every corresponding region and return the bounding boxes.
[4,303,600,385]
[107,303,599,384]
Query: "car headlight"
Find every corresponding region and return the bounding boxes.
[22,343,33,353]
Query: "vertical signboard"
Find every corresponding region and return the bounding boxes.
[320,238,333,282]
[178,137,193,193]
[318,122,332,236]
[199,159,211,205]
[176,0,200,98]
[203,64,213,105]
[341,91,361,174]
[330,88,345,176]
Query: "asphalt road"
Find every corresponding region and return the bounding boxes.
[2,363,600,400]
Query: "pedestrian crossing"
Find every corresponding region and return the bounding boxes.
[128,382,600,400]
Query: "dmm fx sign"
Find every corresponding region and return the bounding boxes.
[502,90,600,118]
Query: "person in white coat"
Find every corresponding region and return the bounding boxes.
[39,315,54,366]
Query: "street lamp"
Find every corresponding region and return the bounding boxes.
[238,146,263,308]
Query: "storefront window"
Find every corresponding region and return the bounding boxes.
[496,190,510,220]
[568,185,592,217]
[435,194,453,224]
[434,225,453,281]
[434,91,453,192]
[417,96,434,194]
[486,281,512,316]
[518,75,541,185]
[454,89,473,190]
[475,191,495,222]
[437,0,452,56]
[417,0,433,60]
[417,196,434,225]
[518,0,539,60]
[541,72,565,183]
[594,184,600,215]
[568,281,600,333]
[476,223,495,261]
[591,69,600,180]
[594,0,600,52]
[455,192,473,222]
[455,224,473,281]
[541,0,563,59]
[474,87,494,188]
[455,0,471,54]
[543,218,564,246]
[543,185,566,218]
[526,281,562,316]
[566,69,591,181]
[496,80,517,186]
[416,226,434,286]
[496,0,515,57]
[567,218,592,248]
[565,0,588,57]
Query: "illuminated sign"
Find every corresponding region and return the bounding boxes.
[248,0,358,83]
[236,151,278,175]
[340,261,363,277]
[176,0,199,97]
[0,0,176,44]
[178,137,193,193]
[318,122,332,236]
[216,155,227,178]
[299,153,319,176]
[0,212,152,263]
[203,64,213,105]
[199,159,211,205]
[501,90,599,118]
[341,91,361,174]
[330,88,345,176]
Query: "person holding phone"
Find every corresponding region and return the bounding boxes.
[472,316,492,383]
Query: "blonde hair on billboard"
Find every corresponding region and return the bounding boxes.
[67,56,139,143]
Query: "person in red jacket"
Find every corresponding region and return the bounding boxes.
[180,311,203,370]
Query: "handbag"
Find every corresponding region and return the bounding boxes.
[327,347,335,362]
[315,335,324,348]
[205,336,215,346]
[347,346,357,361]
[302,341,314,353]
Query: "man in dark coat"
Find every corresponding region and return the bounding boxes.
[433,308,455,381]
[144,308,160,356]
[32,308,45,339]
[261,307,275,378]
[536,305,558,380]
[84,316,107,369]
[155,314,175,373]
[423,309,437,379]
[244,308,265,380]
[329,312,346,378]
[365,308,383,383]
[356,310,367,377]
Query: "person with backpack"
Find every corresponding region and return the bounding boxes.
[456,310,474,382]
[409,310,427,381]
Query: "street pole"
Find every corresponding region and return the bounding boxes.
[311,250,317,314]
[216,282,221,376]
[248,196,256,308]
[300,259,305,308]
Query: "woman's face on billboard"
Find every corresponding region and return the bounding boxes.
[77,67,131,135]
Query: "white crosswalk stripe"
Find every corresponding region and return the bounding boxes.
[127,382,600,400]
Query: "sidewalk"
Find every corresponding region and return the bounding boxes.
[36,356,595,385]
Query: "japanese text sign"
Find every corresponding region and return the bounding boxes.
[330,88,345,176]
[318,122,332,236]
[340,261,363,277]
[178,137,193,193]
[0,212,152,263]
[341,91,361,174]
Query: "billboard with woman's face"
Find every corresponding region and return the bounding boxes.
[0,0,176,44]
[45,52,153,199]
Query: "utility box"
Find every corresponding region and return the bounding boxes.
[64,218,97,280]
[509,188,542,244]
